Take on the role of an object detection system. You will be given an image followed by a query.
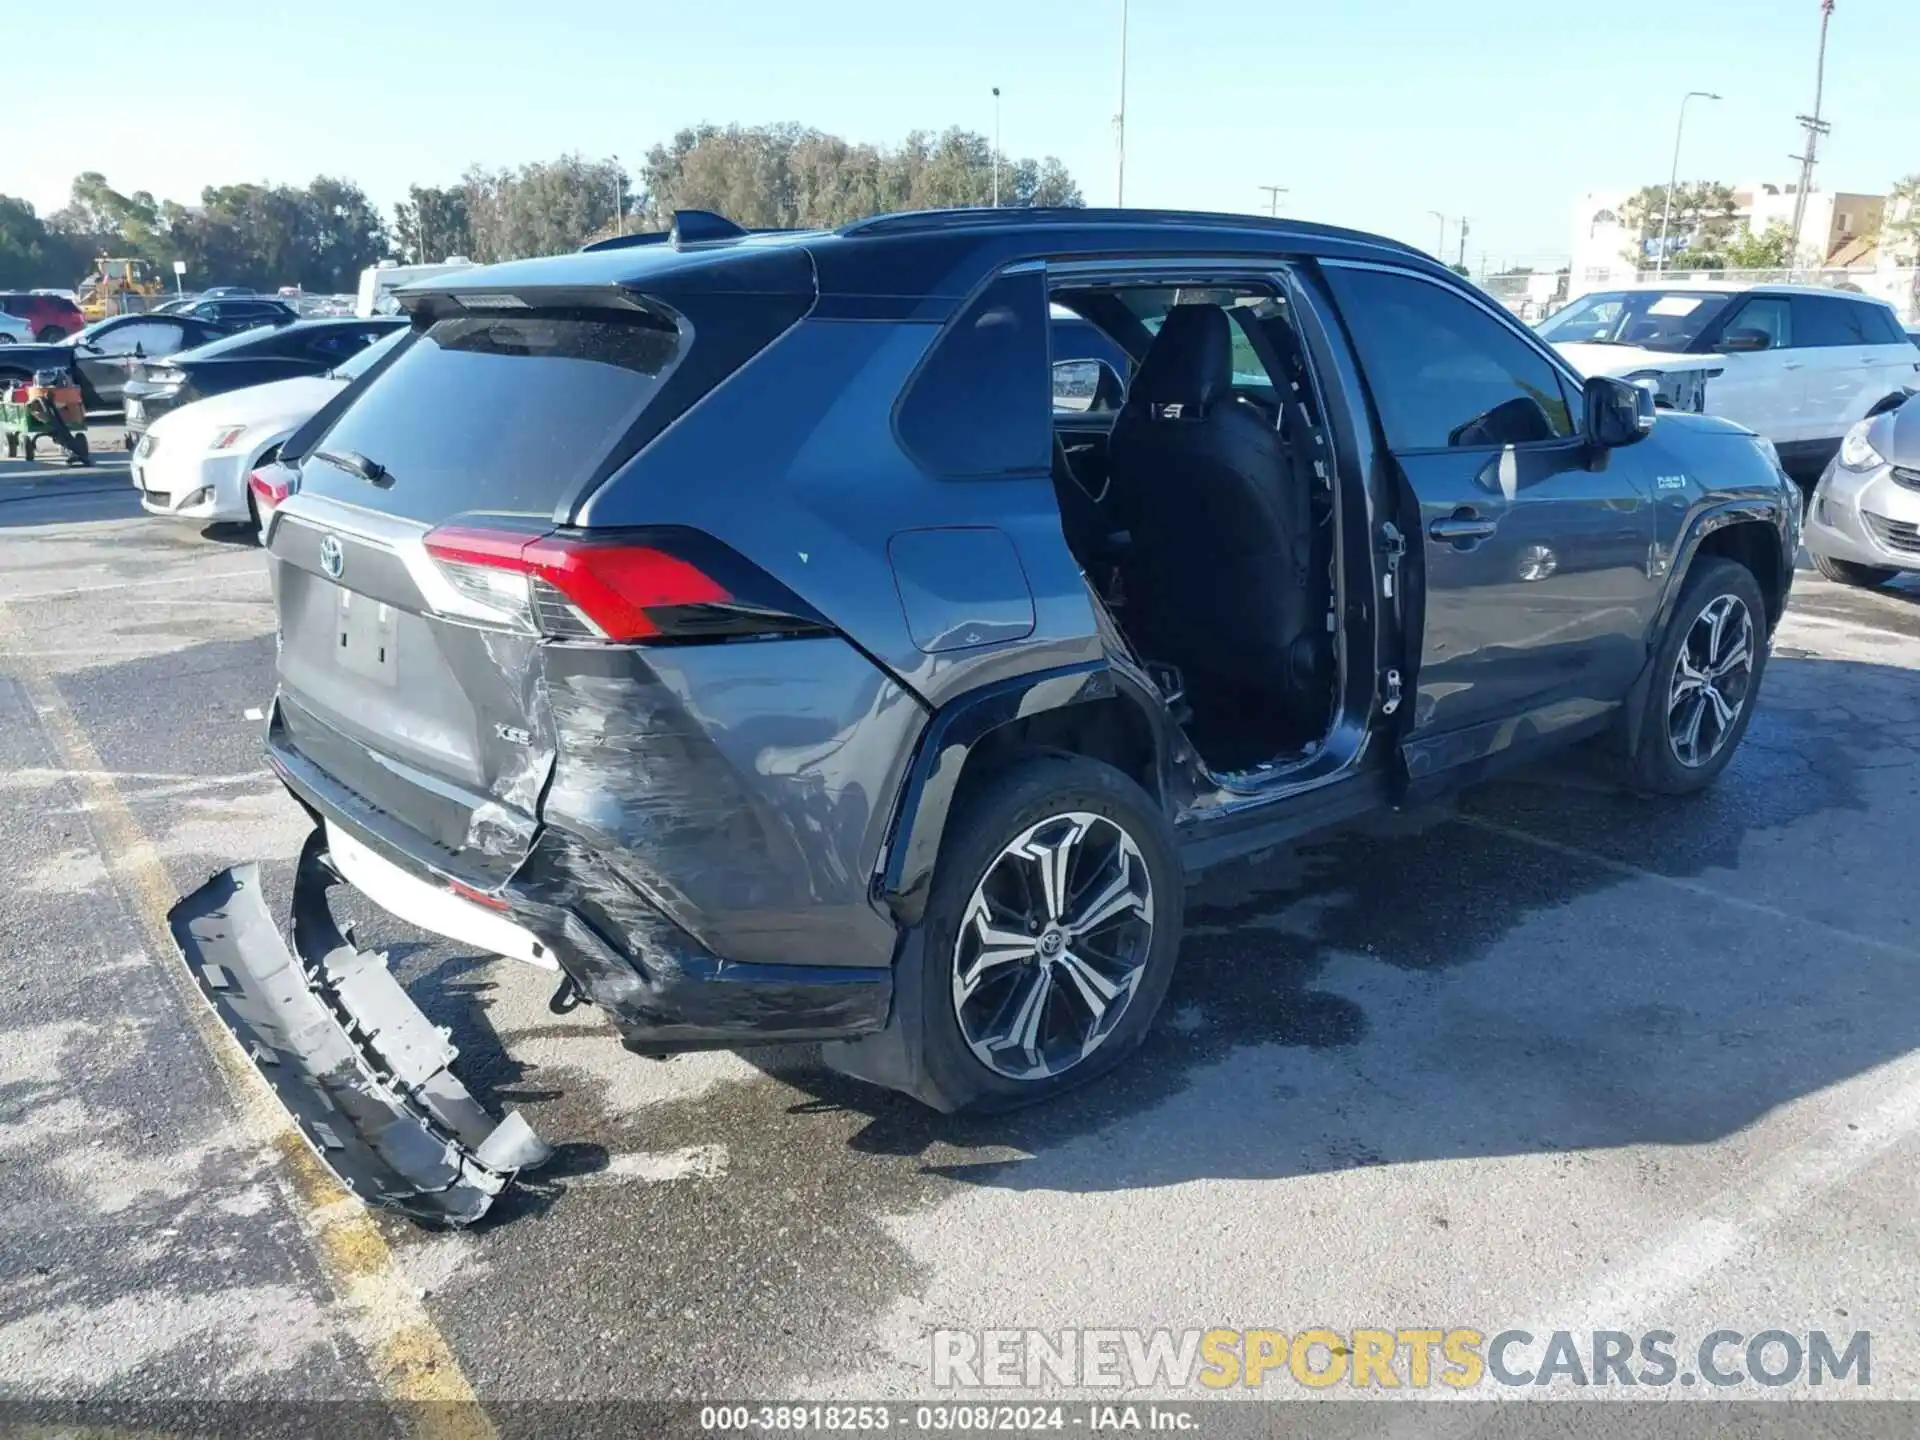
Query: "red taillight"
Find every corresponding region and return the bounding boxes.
[446,877,509,911]
[248,469,290,504]
[423,525,741,643]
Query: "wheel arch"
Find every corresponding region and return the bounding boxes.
[1624,500,1789,756]
[876,660,1173,926]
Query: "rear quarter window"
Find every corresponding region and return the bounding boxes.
[300,309,684,520]
[896,268,1051,478]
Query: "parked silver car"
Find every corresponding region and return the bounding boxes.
[1804,398,1920,587]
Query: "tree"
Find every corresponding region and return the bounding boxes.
[461,155,626,263]
[640,123,1083,230]
[393,184,474,264]
[0,196,92,289]
[1618,182,1739,269]
[165,177,388,291]
[1884,174,1920,263]
[1720,221,1796,270]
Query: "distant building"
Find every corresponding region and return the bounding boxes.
[1569,182,1886,293]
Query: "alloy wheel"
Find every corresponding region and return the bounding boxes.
[1668,594,1755,768]
[950,811,1155,1081]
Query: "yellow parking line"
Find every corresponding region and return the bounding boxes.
[0,606,493,1440]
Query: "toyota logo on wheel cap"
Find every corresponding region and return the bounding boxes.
[318,534,345,580]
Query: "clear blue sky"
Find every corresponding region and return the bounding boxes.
[20,0,1918,266]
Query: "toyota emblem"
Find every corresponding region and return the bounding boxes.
[318,534,345,580]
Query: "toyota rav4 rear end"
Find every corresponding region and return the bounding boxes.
[170,233,950,1222]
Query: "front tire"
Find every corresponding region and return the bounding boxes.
[1811,549,1899,589]
[1627,557,1769,796]
[900,753,1182,1114]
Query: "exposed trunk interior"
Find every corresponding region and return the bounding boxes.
[1049,281,1340,776]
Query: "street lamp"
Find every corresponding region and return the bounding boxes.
[992,88,1002,208]
[1428,210,1447,259]
[1114,0,1129,206]
[1656,91,1720,273]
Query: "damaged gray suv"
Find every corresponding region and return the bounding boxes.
[171,208,1800,1223]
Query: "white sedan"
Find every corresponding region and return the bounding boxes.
[130,327,405,527]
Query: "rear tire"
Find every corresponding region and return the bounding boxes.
[1811,549,1899,589]
[1626,557,1769,796]
[888,752,1182,1114]
[36,326,65,342]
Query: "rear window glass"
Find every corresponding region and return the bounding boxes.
[303,310,682,518]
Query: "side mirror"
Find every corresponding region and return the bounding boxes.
[1718,327,1772,354]
[1585,374,1655,448]
[1052,358,1101,412]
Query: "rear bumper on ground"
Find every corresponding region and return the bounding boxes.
[264,700,895,1055]
[168,833,552,1225]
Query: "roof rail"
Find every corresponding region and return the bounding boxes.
[839,206,1426,257]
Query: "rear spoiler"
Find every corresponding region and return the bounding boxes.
[579,209,795,253]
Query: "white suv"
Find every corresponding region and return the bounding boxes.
[1539,282,1918,482]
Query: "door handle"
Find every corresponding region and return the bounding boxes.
[1781,360,1804,370]
[1429,512,1498,542]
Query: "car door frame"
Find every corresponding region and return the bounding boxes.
[1691,292,1804,443]
[1313,256,1663,791]
[1041,252,1397,802]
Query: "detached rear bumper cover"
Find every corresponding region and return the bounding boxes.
[168,833,549,1225]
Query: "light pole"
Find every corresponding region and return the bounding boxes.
[1257,185,1288,217]
[992,88,1002,207]
[1429,210,1447,259]
[613,154,624,236]
[1457,216,1471,271]
[1656,91,1720,273]
[1114,0,1128,206]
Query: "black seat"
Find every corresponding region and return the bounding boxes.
[1105,304,1315,713]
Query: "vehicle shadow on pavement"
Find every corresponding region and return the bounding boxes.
[725,651,1916,1192]
[340,650,1918,1395]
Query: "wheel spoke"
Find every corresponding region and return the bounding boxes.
[1065,864,1144,939]
[1023,818,1088,924]
[1005,965,1053,1064]
[1709,633,1751,680]
[1054,947,1122,1022]
[1674,692,1707,763]
[1704,683,1737,732]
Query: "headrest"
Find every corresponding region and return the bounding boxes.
[1126,304,1233,418]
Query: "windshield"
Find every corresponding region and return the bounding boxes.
[1536,290,1735,353]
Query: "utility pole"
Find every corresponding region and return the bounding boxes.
[1657,91,1721,273]
[1114,0,1129,206]
[1428,210,1447,259]
[1457,217,1471,270]
[613,154,624,237]
[1257,185,1288,217]
[991,88,1002,207]
[1788,0,1835,272]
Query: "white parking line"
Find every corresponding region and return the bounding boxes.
[1373,1050,1920,1429]
[0,567,267,601]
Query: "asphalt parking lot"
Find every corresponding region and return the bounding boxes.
[4,437,1920,1424]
